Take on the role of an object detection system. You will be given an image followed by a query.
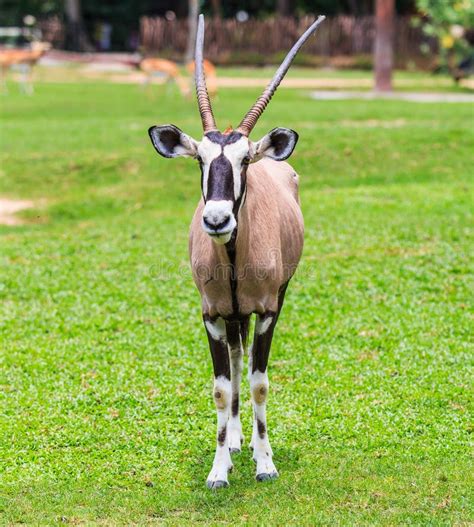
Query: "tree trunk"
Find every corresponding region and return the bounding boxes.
[276,0,293,17]
[210,0,221,18]
[185,0,199,63]
[346,0,359,16]
[64,0,93,52]
[374,0,395,91]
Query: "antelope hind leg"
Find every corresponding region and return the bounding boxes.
[225,318,248,454]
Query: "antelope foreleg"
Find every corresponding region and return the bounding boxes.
[203,316,233,489]
[249,312,279,481]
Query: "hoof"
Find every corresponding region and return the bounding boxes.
[256,471,278,482]
[206,479,229,490]
[229,448,241,454]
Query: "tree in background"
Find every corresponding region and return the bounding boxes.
[374,0,395,91]
[277,0,293,16]
[185,0,199,63]
[209,0,222,18]
[64,0,93,51]
[413,0,474,78]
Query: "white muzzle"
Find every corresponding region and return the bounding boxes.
[202,200,236,245]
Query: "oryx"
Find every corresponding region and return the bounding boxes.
[148,14,325,489]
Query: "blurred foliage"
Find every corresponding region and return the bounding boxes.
[413,0,474,73]
[204,0,417,17]
[0,0,418,26]
[0,0,420,51]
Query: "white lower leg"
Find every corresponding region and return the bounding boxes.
[250,370,278,480]
[248,344,256,450]
[207,376,233,488]
[228,346,243,452]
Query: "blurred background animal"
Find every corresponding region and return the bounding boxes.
[186,58,217,98]
[139,57,191,97]
[0,41,50,94]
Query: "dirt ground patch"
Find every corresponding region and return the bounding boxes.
[0,198,34,225]
[310,90,474,102]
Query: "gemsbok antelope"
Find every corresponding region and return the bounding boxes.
[148,14,325,489]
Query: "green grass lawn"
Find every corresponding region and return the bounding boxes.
[218,67,473,93]
[0,81,473,525]
[34,63,474,93]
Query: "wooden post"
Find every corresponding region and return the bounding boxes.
[374,0,394,91]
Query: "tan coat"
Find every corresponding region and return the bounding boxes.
[189,158,304,318]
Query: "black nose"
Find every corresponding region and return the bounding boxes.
[203,213,231,231]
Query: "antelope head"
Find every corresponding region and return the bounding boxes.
[149,14,325,245]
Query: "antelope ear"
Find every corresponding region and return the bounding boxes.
[148,124,199,158]
[253,127,299,161]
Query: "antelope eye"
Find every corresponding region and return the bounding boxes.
[242,156,250,165]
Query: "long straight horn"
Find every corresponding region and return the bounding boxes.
[195,14,217,133]
[237,15,326,136]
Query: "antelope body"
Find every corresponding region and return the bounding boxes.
[139,57,190,96]
[139,57,180,81]
[186,59,217,97]
[0,42,50,94]
[148,14,325,489]
[140,57,217,98]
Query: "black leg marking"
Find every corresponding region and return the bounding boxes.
[225,318,245,453]
[257,419,266,439]
[226,319,241,419]
[240,315,250,351]
[225,320,240,348]
[251,281,290,374]
[203,315,233,489]
[203,316,230,380]
[277,280,289,316]
[251,312,277,374]
[217,426,227,446]
[231,394,239,418]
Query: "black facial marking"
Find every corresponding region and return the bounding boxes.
[201,130,248,204]
[199,161,205,202]
[207,154,234,201]
[205,130,243,145]
[232,164,248,217]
